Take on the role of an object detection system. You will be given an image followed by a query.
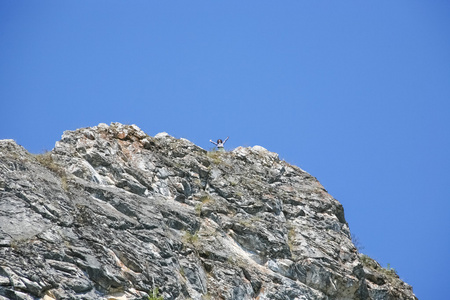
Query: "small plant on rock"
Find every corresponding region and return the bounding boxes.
[199,194,213,204]
[194,203,203,216]
[182,230,200,247]
[35,152,65,176]
[206,150,222,165]
[147,287,163,300]
[35,151,69,191]
[287,226,296,250]
[385,263,398,276]
[351,233,365,252]
[360,254,400,282]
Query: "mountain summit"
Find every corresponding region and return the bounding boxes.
[0,123,416,300]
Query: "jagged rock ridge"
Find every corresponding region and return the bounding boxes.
[0,123,417,300]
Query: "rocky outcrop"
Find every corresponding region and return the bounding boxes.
[0,123,417,300]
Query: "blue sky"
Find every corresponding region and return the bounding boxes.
[1,1,449,299]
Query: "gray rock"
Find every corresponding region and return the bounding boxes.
[0,126,417,299]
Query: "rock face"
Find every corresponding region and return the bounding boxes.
[0,123,416,300]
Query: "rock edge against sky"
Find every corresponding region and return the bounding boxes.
[0,123,417,299]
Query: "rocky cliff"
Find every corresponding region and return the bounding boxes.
[0,123,416,300]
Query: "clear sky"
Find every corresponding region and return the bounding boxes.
[1,1,449,299]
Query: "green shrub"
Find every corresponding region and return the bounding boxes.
[182,230,199,247]
[147,287,163,300]
[360,254,399,280]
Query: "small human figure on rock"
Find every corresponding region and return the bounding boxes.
[210,137,229,152]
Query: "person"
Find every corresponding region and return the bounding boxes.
[210,137,229,152]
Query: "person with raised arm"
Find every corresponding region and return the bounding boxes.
[209,137,229,152]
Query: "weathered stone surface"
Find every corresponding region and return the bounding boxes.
[0,123,417,299]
